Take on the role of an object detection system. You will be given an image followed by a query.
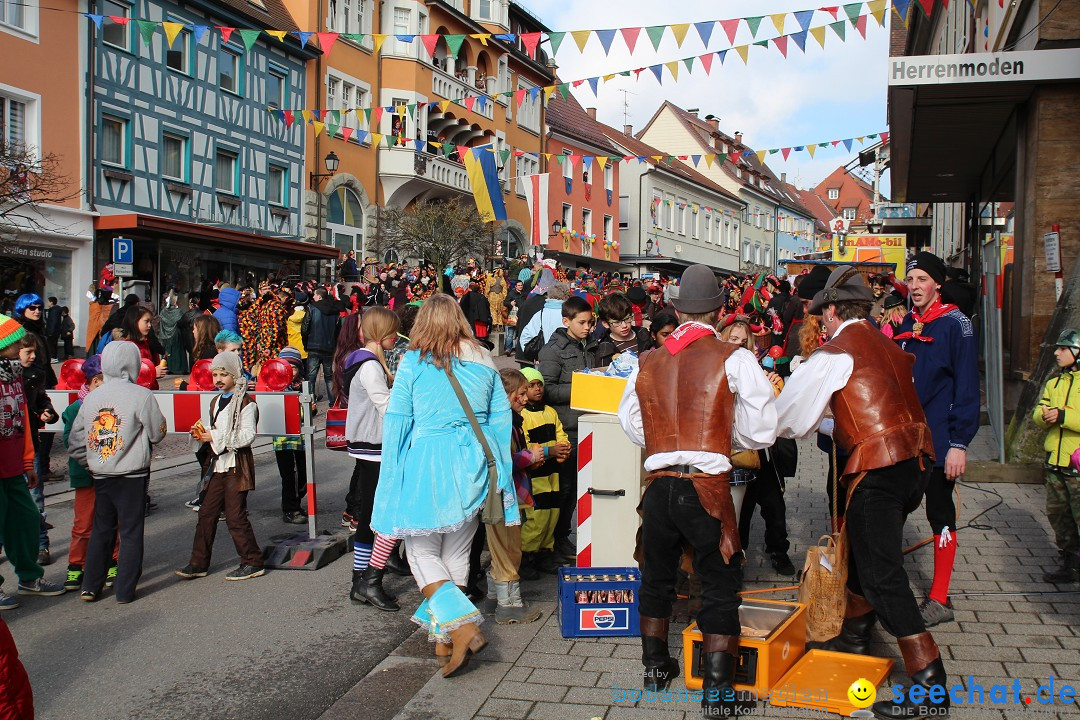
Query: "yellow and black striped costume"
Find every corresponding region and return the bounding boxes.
[520,401,567,553]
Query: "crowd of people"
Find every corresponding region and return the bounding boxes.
[1,246,1077,720]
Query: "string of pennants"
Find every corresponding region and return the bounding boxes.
[82,0,948,60]
[269,7,885,126]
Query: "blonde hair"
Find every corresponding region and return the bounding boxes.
[883,304,906,327]
[409,293,481,369]
[720,320,754,351]
[361,306,401,382]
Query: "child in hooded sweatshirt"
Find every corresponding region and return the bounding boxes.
[61,354,118,591]
[70,341,168,603]
[176,351,264,581]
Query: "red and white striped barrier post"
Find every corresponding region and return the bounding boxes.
[576,430,593,567]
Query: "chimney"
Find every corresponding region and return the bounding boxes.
[705,114,719,131]
[687,108,700,117]
[781,172,787,184]
[586,107,597,120]
[624,124,633,136]
[735,131,743,146]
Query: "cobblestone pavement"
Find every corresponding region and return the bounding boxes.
[319,433,1080,720]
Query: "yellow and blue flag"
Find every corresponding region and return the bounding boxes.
[463,147,507,223]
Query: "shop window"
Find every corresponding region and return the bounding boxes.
[215,149,238,194]
[218,45,243,95]
[161,132,187,181]
[101,114,128,167]
[268,164,287,206]
[101,0,129,50]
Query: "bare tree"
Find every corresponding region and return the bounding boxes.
[0,141,79,240]
[371,198,493,274]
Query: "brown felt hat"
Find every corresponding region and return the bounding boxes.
[808,266,875,315]
[670,265,724,314]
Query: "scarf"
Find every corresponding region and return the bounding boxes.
[666,322,720,355]
[891,299,958,343]
[216,380,249,452]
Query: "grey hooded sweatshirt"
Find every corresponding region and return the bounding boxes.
[70,341,167,476]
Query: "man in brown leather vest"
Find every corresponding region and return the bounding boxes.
[619,264,777,719]
[775,267,948,720]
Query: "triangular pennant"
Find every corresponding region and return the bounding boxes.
[670,23,690,47]
[581,155,592,171]
[868,0,888,26]
[520,32,541,58]
[394,34,415,44]
[282,110,294,127]
[716,49,728,64]
[571,30,591,52]
[272,109,285,124]
[704,154,716,167]
[756,149,767,163]
[892,0,912,21]
[791,29,808,52]
[300,110,313,124]
[544,85,557,102]
[293,31,314,47]
[829,20,846,40]
[855,14,868,38]
[781,147,791,160]
[238,29,262,51]
[547,31,565,55]
[595,156,608,170]
[754,39,768,47]
[664,60,679,81]
[354,130,368,144]
[823,6,840,19]
[266,30,287,42]
[857,136,865,143]
[794,9,815,32]
[690,155,701,166]
[645,25,666,50]
[734,45,749,64]
[620,27,641,54]
[719,18,740,44]
[419,34,439,58]
[648,64,663,83]
[810,25,828,48]
[558,83,570,99]
[370,133,384,147]
[728,151,741,164]
[85,13,104,30]
[464,96,476,112]
[372,106,385,125]
[371,34,387,53]
[192,25,208,44]
[773,35,788,57]
[745,16,764,38]
[514,89,527,106]
[414,139,425,154]
[770,13,787,35]
[312,120,325,137]
[683,57,695,73]
[109,15,129,26]
[917,0,934,15]
[595,29,617,54]
[316,32,339,54]
[476,96,488,112]
[161,21,185,48]
[843,138,853,151]
[879,131,890,145]
[499,149,511,165]
[470,33,491,45]
[700,52,714,74]
[444,34,465,58]
[438,100,451,113]
[136,20,157,46]
[843,3,862,26]
[694,21,714,46]
[587,77,599,95]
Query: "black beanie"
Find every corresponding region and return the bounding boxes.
[906,251,946,285]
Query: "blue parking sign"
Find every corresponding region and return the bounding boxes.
[113,237,133,264]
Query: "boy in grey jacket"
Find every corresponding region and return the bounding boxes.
[70,341,167,603]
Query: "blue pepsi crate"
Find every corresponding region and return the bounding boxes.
[557,566,640,638]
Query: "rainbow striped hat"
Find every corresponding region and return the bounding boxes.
[0,314,27,351]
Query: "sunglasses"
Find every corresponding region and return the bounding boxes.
[27,305,42,311]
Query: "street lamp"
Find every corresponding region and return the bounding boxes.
[645,238,654,254]
[309,150,340,188]
[550,220,563,236]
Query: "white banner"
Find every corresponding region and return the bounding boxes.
[521,173,550,246]
[889,48,1080,87]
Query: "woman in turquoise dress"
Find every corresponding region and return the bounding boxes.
[372,294,518,678]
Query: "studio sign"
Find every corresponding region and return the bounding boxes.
[2,244,54,259]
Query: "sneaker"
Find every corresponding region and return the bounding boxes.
[219,512,226,522]
[341,512,354,528]
[37,548,52,566]
[225,564,266,581]
[0,589,19,610]
[105,564,118,588]
[175,564,208,579]
[185,497,202,511]
[770,552,797,577]
[17,577,66,596]
[282,511,307,525]
[80,590,99,602]
[919,597,954,627]
[65,567,84,591]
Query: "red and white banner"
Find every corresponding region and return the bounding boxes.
[521,173,550,246]
[45,391,304,436]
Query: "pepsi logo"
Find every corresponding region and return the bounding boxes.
[579,607,629,631]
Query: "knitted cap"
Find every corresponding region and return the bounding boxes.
[82,354,103,379]
[0,314,27,351]
[521,367,544,384]
[210,350,243,379]
[278,345,304,368]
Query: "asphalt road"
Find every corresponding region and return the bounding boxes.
[12,447,421,720]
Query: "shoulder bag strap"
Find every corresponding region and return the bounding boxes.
[444,364,501,522]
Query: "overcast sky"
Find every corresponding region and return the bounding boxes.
[526,0,892,193]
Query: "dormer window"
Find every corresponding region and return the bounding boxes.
[828,188,840,200]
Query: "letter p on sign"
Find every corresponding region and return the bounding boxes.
[113,237,133,264]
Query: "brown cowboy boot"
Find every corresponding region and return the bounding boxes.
[421,582,452,664]
[640,616,680,691]
[443,621,487,678]
[872,632,949,719]
[808,589,877,655]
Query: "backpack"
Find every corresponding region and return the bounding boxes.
[520,312,547,364]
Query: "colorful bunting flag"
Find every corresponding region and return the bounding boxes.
[670,23,690,47]
[719,18,740,44]
[238,28,261,51]
[621,27,641,54]
[694,21,714,46]
[645,25,666,50]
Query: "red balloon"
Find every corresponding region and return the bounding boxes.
[768,345,785,360]
[189,359,213,391]
[58,359,85,390]
[258,358,293,392]
[137,359,156,389]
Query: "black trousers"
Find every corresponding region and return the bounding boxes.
[846,458,932,638]
[275,449,307,513]
[553,447,578,542]
[346,459,379,544]
[739,458,789,555]
[640,476,742,636]
[924,466,956,535]
[83,474,149,602]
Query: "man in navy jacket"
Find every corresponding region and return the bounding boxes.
[894,251,980,627]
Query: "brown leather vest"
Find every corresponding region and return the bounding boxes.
[637,336,736,457]
[817,321,934,476]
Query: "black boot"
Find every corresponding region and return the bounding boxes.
[350,567,400,611]
[808,590,877,655]
[640,616,680,691]
[700,634,754,718]
[464,568,487,602]
[384,541,412,576]
[872,633,949,719]
[1043,550,1080,584]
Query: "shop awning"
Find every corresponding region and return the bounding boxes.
[887,48,1080,203]
[542,248,632,272]
[94,214,341,260]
